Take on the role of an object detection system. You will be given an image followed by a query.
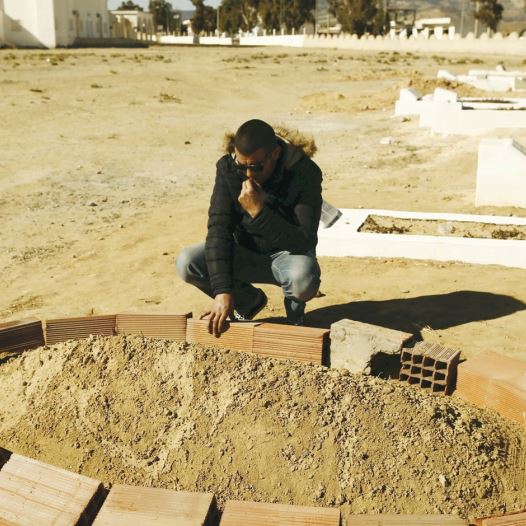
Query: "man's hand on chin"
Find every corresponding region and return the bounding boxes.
[200,292,235,337]
[238,178,267,218]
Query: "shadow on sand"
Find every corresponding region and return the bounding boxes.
[303,290,526,334]
[259,291,525,335]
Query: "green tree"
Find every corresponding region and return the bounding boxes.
[472,0,504,32]
[204,5,218,32]
[282,0,315,31]
[117,1,144,10]
[263,0,314,31]
[149,0,174,31]
[191,0,206,33]
[191,1,217,33]
[219,0,258,33]
[328,0,378,35]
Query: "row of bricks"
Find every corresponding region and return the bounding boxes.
[2,316,525,428]
[8,448,524,525]
[1,448,523,525]
[0,315,329,365]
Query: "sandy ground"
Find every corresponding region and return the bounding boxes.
[1,46,526,360]
[1,45,526,523]
[0,335,525,523]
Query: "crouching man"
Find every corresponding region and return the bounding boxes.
[176,119,322,335]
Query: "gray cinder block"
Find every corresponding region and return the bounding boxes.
[330,319,414,373]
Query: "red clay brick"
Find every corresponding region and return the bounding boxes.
[45,315,117,345]
[115,312,191,341]
[455,351,526,429]
[253,323,328,365]
[93,484,217,525]
[346,515,466,525]
[475,508,526,525]
[400,342,460,395]
[0,454,104,525]
[186,319,258,353]
[0,318,44,354]
[220,500,340,525]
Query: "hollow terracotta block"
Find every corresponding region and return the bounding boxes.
[399,342,460,395]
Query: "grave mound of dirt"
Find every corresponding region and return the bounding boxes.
[0,335,525,522]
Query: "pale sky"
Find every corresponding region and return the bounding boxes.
[107,0,220,10]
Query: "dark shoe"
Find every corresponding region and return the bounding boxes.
[286,316,306,326]
[233,288,268,321]
[284,297,306,326]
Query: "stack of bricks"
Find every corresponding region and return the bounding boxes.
[186,319,328,365]
[346,516,466,525]
[220,500,340,525]
[93,485,217,525]
[45,315,117,345]
[0,318,45,354]
[400,342,460,395]
[455,351,526,429]
[474,509,526,526]
[0,453,105,525]
[115,312,191,341]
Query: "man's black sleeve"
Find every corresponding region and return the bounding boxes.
[205,165,237,296]
[244,158,322,254]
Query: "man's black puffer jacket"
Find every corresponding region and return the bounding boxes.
[205,138,323,297]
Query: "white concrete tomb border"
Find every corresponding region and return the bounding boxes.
[317,209,526,269]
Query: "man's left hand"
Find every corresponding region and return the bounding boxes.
[238,179,267,218]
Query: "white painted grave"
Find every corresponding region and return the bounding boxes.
[476,139,526,208]
[317,209,526,269]
[395,87,526,133]
[417,88,526,135]
[437,67,526,92]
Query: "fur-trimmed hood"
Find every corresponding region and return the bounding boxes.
[223,124,317,170]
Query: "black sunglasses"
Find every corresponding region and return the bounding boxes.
[231,153,270,174]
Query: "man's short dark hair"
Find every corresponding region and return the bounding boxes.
[234,119,277,156]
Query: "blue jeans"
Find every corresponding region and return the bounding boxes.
[176,242,321,322]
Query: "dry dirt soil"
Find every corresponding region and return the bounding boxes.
[0,46,525,523]
[0,335,525,524]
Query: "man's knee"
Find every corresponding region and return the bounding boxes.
[291,272,320,302]
[282,258,321,302]
[175,244,204,283]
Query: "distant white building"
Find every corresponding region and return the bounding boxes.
[0,0,110,48]
[110,9,155,41]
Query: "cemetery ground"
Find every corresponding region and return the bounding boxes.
[0,45,525,523]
